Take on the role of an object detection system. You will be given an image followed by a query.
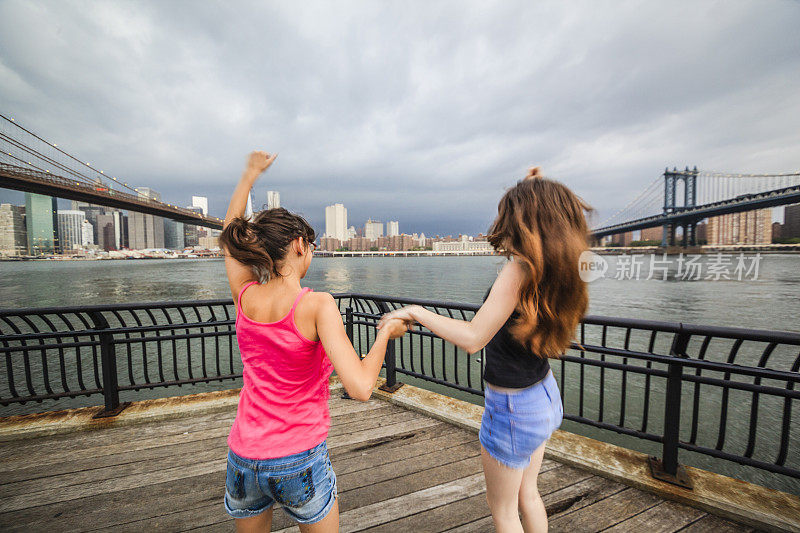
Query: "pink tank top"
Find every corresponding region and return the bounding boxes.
[227,281,333,459]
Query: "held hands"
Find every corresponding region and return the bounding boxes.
[379,317,410,339]
[377,305,423,332]
[244,150,278,180]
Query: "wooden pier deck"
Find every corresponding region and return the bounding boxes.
[0,388,764,533]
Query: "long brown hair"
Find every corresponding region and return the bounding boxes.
[487,175,594,358]
[219,208,316,283]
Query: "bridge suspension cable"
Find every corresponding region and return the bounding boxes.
[0,113,145,196]
[593,175,662,229]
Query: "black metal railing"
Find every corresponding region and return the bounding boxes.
[1,294,798,491]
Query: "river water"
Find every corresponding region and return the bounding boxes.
[1,254,798,493]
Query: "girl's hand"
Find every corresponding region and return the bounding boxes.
[245,150,277,178]
[380,318,409,339]
[377,305,423,330]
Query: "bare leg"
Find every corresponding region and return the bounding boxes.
[234,507,273,533]
[298,497,339,533]
[518,440,548,533]
[481,445,525,533]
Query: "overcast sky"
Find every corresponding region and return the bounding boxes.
[1,1,799,235]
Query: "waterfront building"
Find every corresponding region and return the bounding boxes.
[57,210,87,251]
[346,236,371,251]
[325,203,348,242]
[364,218,383,241]
[71,201,106,245]
[707,208,772,245]
[95,213,118,251]
[772,222,783,241]
[348,226,357,240]
[387,221,400,237]
[25,192,60,255]
[640,226,662,242]
[320,236,341,251]
[81,219,94,247]
[164,219,186,250]
[267,191,280,210]
[183,206,203,247]
[784,203,800,238]
[191,196,208,216]
[112,211,128,249]
[0,203,27,256]
[432,239,494,252]
[131,188,165,249]
[198,228,220,249]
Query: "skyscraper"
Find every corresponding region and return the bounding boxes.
[267,191,280,210]
[191,196,208,216]
[131,187,165,249]
[784,203,800,238]
[25,192,60,255]
[325,203,348,242]
[0,204,27,256]
[244,192,254,220]
[164,219,186,249]
[183,206,203,247]
[364,218,383,241]
[707,208,772,245]
[57,210,87,251]
[387,221,400,237]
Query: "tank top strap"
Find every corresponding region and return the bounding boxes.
[237,280,260,311]
[289,287,313,315]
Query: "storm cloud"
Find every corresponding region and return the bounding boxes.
[1,1,798,235]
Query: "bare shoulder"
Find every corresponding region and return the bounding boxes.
[305,291,338,315]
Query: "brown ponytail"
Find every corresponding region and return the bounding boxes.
[219,208,316,282]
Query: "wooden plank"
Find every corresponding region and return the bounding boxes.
[0,396,376,463]
[361,492,489,533]
[603,500,706,533]
[274,473,487,533]
[547,487,663,532]
[679,514,757,533]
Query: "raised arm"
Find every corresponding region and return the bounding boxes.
[221,151,277,302]
[315,293,407,401]
[378,258,524,354]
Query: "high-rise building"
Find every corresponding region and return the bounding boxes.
[387,221,400,237]
[95,213,118,251]
[112,211,128,249]
[164,219,186,249]
[0,204,27,256]
[81,219,94,247]
[784,203,800,239]
[57,210,87,251]
[325,203,348,242]
[364,218,383,241]
[72,201,106,245]
[707,208,772,245]
[25,192,60,255]
[267,191,280,210]
[244,192,254,220]
[183,206,203,247]
[131,188,165,249]
[191,196,208,216]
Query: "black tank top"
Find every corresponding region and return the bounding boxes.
[481,286,550,388]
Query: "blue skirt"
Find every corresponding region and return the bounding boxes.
[479,371,563,469]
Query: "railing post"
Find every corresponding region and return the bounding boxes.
[89,311,130,418]
[345,307,354,344]
[341,307,354,399]
[376,301,403,393]
[648,327,693,489]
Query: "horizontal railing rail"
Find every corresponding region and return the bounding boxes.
[1,294,798,490]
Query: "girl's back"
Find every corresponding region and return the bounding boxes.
[228,281,333,460]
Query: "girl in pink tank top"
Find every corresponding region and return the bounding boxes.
[217,151,408,531]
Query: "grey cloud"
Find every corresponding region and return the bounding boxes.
[1,0,798,235]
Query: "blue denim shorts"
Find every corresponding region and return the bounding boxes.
[224,439,337,523]
[479,371,563,469]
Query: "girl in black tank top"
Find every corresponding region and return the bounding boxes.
[377,166,592,532]
[481,286,551,388]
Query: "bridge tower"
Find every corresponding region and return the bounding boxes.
[661,166,698,247]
